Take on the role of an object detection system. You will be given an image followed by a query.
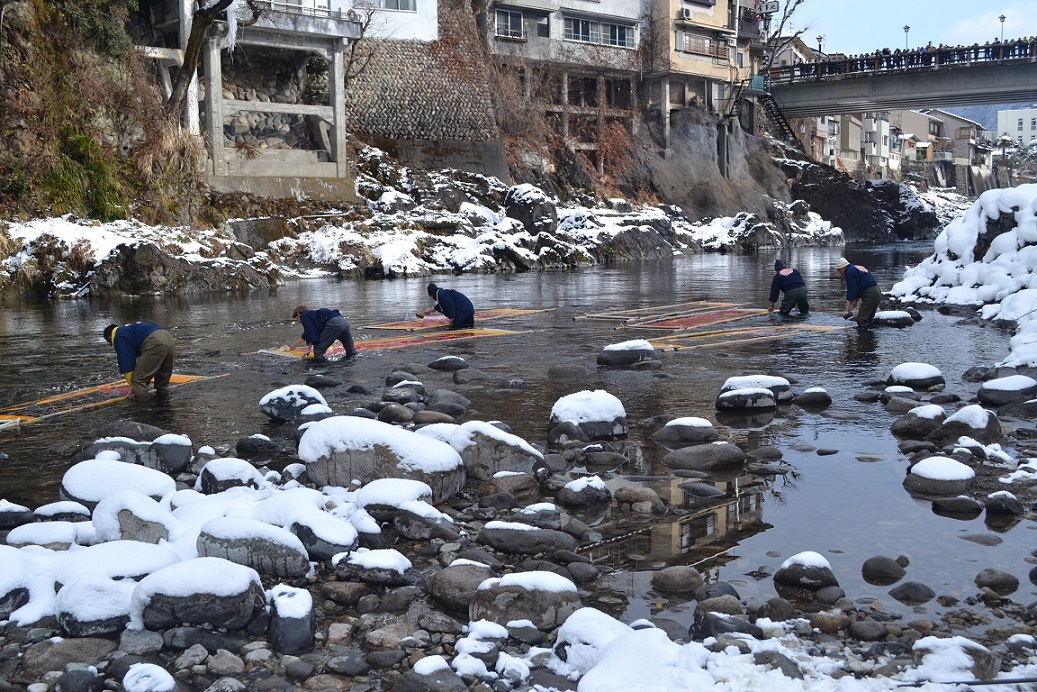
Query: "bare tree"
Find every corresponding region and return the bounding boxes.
[342,8,376,90]
[163,0,264,121]
[763,0,810,72]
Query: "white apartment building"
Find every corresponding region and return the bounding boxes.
[997,105,1037,146]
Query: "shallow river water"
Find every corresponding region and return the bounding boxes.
[0,243,1029,633]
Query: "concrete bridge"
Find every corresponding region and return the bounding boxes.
[768,43,1037,118]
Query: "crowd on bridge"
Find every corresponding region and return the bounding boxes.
[768,35,1037,84]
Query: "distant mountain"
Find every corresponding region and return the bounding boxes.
[936,103,1035,132]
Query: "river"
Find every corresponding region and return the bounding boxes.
[0,243,1026,632]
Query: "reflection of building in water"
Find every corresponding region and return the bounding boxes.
[580,472,770,571]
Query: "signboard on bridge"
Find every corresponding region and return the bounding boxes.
[758,1,779,14]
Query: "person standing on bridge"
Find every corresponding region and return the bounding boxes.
[835,257,882,330]
[767,260,809,317]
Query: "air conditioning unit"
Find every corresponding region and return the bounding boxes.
[679,8,693,21]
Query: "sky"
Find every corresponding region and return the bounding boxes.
[780,1,1037,56]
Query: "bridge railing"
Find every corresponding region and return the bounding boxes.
[768,38,1037,86]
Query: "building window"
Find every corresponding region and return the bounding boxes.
[1020,118,1025,131]
[384,0,416,10]
[605,23,634,47]
[564,18,597,42]
[536,16,549,38]
[563,18,634,47]
[496,9,523,39]
[1031,118,1036,131]
[680,32,727,58]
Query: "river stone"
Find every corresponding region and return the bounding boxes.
[715,387,776,412]
[0,501,33,530]
[428,356,469,371]
[848,619,888,641]
[479,473,541,504]
[929,404,1003,445]
[98,420,168,442]
[871,310,915,328]
[932,495,984,516]
[470,571,579,630]
[861,556,906,586]
[885,396,923,414]
[196,457,267,495]
[162,627,249,653]
[774,558,839,591]
[648,417,720,449]
[985,491,1026,516]
[596,339,660,367]
[53,667,104,692]
[890,404,946,439]
[975,568,1019,595]
[886,362,945,390]
[689,612,763,642]
[258,385,327,423]
[377,402,415,424]
[555,477,611,509]
[269,585,315,655]
[235,435,281,461]
[903,456,974,497]
[427,563,495,612]
[335,548,417,586]
[478,522,578,555]
[651,566,704,595]
[393,506,460,541]
[299,416,465,502]
[19,637,118,679]
[662,442,745,472]
[290,511,359,561]
[678,481,727,499]
[393,668,468,692]
[720,375,792,402]
[978,375,1037,407]
[888,581,936,604]
[795,387,832,408]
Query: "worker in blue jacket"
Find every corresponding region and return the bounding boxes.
[835,257,881,329]
[290,305,357,363]
[416,283,475,329]
[768,259,809,316]
[102,322,175,400]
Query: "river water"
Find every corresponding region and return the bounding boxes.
[0,243,1029,631]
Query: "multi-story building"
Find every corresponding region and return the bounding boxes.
[996,105,1037,146]
[889,110,947,162]
[641,0,762,148]
[861,112,890,177]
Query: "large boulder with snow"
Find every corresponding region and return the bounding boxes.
[289,511,359,561]
[299,417,465,501]
[903,456,975,497]
[890,404,947,439]
[648,417,720,449]
[927,405,1002,446]
[82,433,193,474]
[715,388,776,412]
[427,562,495,612]
[477,521,578,555]
[504,184,558,234]
[334,548,417,586]
[555,476,611,509]
[268,584,315,655]
[92,489,179,544]
[196,457,269,495]
[60,457,176,510]
[977,375,1037,407]
[130,558,268,633]
[549,390,628,441]
[259,385,329,423]
[871,310,915,328]
[596,339,660,367]
[720,375,793,402]
[470,571,580,630]
[197,517,310,578]
[420,421,543,481]
[886,362,945,390]
[56,574,135,637]
[773,551,839,592]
